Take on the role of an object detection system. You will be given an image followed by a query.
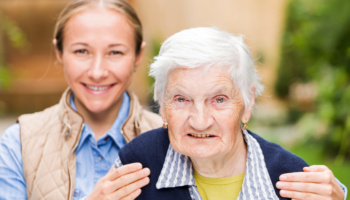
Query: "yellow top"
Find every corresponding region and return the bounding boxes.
[194,171,244,200]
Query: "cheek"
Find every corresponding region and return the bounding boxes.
[62,56,84,80]
[164,105,175,124]
[164,106,188,134]
[109,59,135,80]
[213,107,243,132]
[63,65,77,84]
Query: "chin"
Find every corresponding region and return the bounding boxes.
[84,102,109,114]
[184,147,217,159]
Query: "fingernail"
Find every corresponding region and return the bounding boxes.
[134,163,142,169]
[280,175,287,180]
[142,168,151,175]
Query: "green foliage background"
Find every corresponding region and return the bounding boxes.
[0,11,28,90]
[276,0,350,164]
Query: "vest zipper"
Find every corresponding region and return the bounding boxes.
[67,123,85,200]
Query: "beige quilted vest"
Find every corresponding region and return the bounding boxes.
[19,89,162,199]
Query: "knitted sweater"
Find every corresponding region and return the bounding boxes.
[119,128,308,200]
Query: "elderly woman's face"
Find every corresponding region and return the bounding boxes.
[162,66,252,160]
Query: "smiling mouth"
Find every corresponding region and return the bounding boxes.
[188,133,215,138]
[84,84,115,91]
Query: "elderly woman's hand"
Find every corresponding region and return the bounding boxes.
[276,165,345,200]
[86,163,150,200]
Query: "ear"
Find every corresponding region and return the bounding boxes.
[135,41,146,67]
[53,39,63,64]
[241,86,256,123]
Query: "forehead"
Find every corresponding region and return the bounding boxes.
[166,66,235,93]
[63,7,134,41]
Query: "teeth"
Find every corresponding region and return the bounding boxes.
[190,133,213,138]
[86,85,109,91]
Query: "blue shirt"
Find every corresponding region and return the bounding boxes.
[0,92,130,199]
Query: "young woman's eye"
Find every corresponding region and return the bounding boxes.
[74,49,88,54]
[109,50,122,55]
[215,97,225,103]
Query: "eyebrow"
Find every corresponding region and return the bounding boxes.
[165,85,235,99]
[69,43,128,51]
[108,43,127,48]
[165,87,184,98]
[71,42,88,47]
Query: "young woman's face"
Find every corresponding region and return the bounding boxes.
[57,8,142,114]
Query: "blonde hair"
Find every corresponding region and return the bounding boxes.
[54,0,143,55]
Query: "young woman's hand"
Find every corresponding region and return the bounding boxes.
[277,165,345,200]
[86,163,150,200]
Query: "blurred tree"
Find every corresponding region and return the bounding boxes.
[276,0,350,163]
[0,11,28,90]
[147,37,163,113]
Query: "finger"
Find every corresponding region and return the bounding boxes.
[279,189,326,200]
[113,177,150,199]
[108,163,143,181]
[120,189,142,200]
[276,181,333,196]
[303,165,330,173]
[97,167,150,196]
[279,171,333,183]
[111,167,150,192]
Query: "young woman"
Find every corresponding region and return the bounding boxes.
[0,0,161,199]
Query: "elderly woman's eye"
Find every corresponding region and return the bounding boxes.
[215,97,225,103]
[176,97,186,102]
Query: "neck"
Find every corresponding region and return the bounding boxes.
[191,131,247,178]
[75,98,123,140]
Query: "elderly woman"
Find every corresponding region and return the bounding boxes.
[114,27,347,199]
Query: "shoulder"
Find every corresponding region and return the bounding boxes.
[127,91,162,130]
[18,104,60,124]
[119,127,169,165]
[140,109,162,129]
[0,123,27,199]
[1,123,21,149]
[137,100,162,128]
[248,130,308,172]
[0,123,23,173]
[248,130,308,199]
[17,104,60,139]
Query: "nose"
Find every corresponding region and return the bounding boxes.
[87,55,108,81]
[188,103,214,131]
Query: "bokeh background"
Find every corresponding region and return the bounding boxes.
[1,0,349,189]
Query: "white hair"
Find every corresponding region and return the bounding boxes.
[149,27,264,108]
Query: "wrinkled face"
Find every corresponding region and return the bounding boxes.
[161,66,253,160]
[56,8,142,114]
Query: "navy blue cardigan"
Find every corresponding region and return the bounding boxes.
[119,128,308,200]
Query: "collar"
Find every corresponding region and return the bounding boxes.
[156,145,196,189]
[156,129,279,199]
[58,88,84,150]
[70,92,130,151]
